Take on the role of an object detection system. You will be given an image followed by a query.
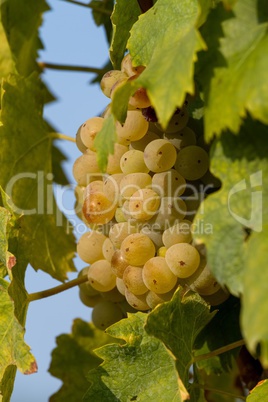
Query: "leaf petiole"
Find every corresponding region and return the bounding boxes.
[27,274,88,302]
[49,132,76,143]
[39,61,108,74]
[193,339,245,364]
[58,0,112,14]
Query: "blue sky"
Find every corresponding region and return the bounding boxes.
[11,1,109,400]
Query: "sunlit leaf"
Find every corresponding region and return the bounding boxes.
[84,312,185,401]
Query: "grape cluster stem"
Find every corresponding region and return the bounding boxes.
[27,274,88,302]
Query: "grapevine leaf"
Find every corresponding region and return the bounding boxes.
[0,0,49,77]
[111,80,136,124]
[0,74,76,281]
[94,114,117,172]
[145,289,216,386]
[84,312,185,402]
[0,188,21,273]
[109,0,141,69]
[0,22,16,80]
[90,0,113,43]
[247,380,268,401]
[127,0,206,129]
[194,119,268,296]
[0,279,37,389]
[204,0,268,139]
[48,319,116,402]
[241,225,268,367]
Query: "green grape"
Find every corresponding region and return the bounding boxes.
[183,193,203,221]
[120,173,152,200]
[130,131,160,151]
[106,143,129,174]
[72,151,102,186]
[120,150,149,174]
[79,290,102,308]
[76,231,107,264]
[78,117,104,151]
[109,222,139,249]
[125,289,150,311]
[165,243,200,278]
[152,169,186,197]
[146,286,177,309]
[102,238,115,262]
[144,139,177,173]
[121,53,145,77]
[162,220,193,248]
[120,233,155,266]
[111,249,129,278]
[99,287,125,302]
[163,126,196,150]
[128,188,160,221]
[175,145,209,181]
[142,256,177,294]
[114,206,127,223]
[100,70,128,97]
[149,197,187,230]
[140,226,164,249]
[116,109,149,142]
[87,259,116,292]
[92,300,125,330]
[82,191,117,225]
[157,246,167,257]
[123,265,148,295]
[116,276,127,295]
[164,108,189,133]
[103,173,125,203]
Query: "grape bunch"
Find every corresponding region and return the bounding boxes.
[73,54,229,330]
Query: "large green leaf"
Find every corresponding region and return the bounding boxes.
[242,225,268,368]
[109,0,141,69]
[49,319,116,402]
[0,279,37,398]
[0,74,76,281]
[247,380,268,401]
[84,312,185,401]
[127,0,206,128]
[0,0,49,77]
[145,289,215,387]
[194,119,268,296]
[0,22,15,80]
[204,0,268,139]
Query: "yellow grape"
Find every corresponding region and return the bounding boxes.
[165,243,200,278]
[76,231,106,264]
[146,286,177,309]
[87,259,116,292]
[120,150,149,174]
[152,169,186,197]
[100,70,128,97]
[109,222,139,249]
[116,276,127,295]
[106,143,129,174]
[142,256,177,294]
[123,265,148,295]
[139,226,164,249]
[111,249,129,278]
[144,139,177,172]
[72,151,101,186]
[82,191,117,225]
[128,188,160,221]
[102,238,115,262]
[121,53,145,77]
[78,117,104,151]
[103,173,125,203]
[149,197,187,230]
[120,173,152,200]
[116,109,149,142]
[125,289,150,311]
[162,220,193,248]
[120,233,155,266]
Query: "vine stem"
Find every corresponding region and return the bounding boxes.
[27,274,88,302]
[39,61,108,75]
[59,0,111,14]
[49,132,76,143]
[192,339,245,364]
[192,384,247,401]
